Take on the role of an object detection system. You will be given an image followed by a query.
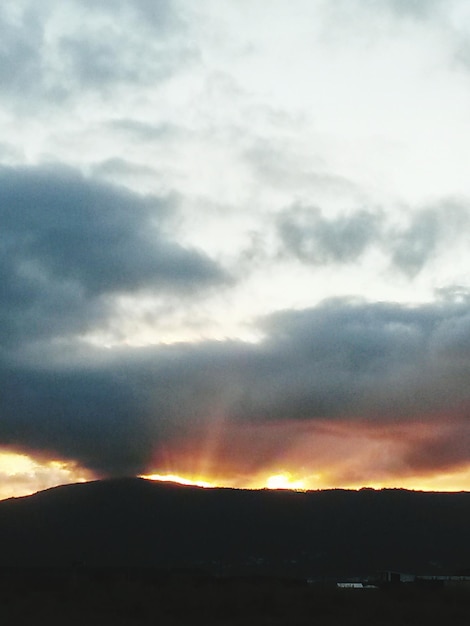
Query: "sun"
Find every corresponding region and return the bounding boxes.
[265,473,306,490]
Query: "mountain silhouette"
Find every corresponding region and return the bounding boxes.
[0,478,469,579]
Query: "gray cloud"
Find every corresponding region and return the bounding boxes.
[390,210,441,275]
[2,296,470,475]
[0,4,45,102]
[245,143,359,197]
[330,0,444,24]
[368,0,444,20]
[277,206,382,265]
[389,203,469,276]
[0,0,195,110]
[0,165,228,347]
[75,0,180,29]
[107,120,182,143]
[277,201,470,275]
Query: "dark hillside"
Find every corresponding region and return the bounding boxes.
[0,478,468,578]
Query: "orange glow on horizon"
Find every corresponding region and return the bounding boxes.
[141,471,310,491]
[145,411,470,493]
[1,457,470,501]
[139,465,470,493]
[2,408,470,501]
[140,473,216,488]
[0,450,94,501]
[265,473,306,490]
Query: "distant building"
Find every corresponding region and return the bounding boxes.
[378,571,470,587]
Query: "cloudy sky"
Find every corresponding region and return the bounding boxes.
[2,0,470,499]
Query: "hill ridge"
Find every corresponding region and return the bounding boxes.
[0,478,469,578]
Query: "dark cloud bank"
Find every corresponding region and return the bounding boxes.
[1,164,469,480]
[2,293,470,476]
[0,165,227,347]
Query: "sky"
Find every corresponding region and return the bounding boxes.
[2,0,470,499]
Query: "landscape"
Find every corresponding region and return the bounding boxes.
[2,1,470,622]
[0,478,469,623]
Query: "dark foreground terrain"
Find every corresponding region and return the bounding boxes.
[0,478,469,578]
[0,575,469,625]
[1,479,470,623]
